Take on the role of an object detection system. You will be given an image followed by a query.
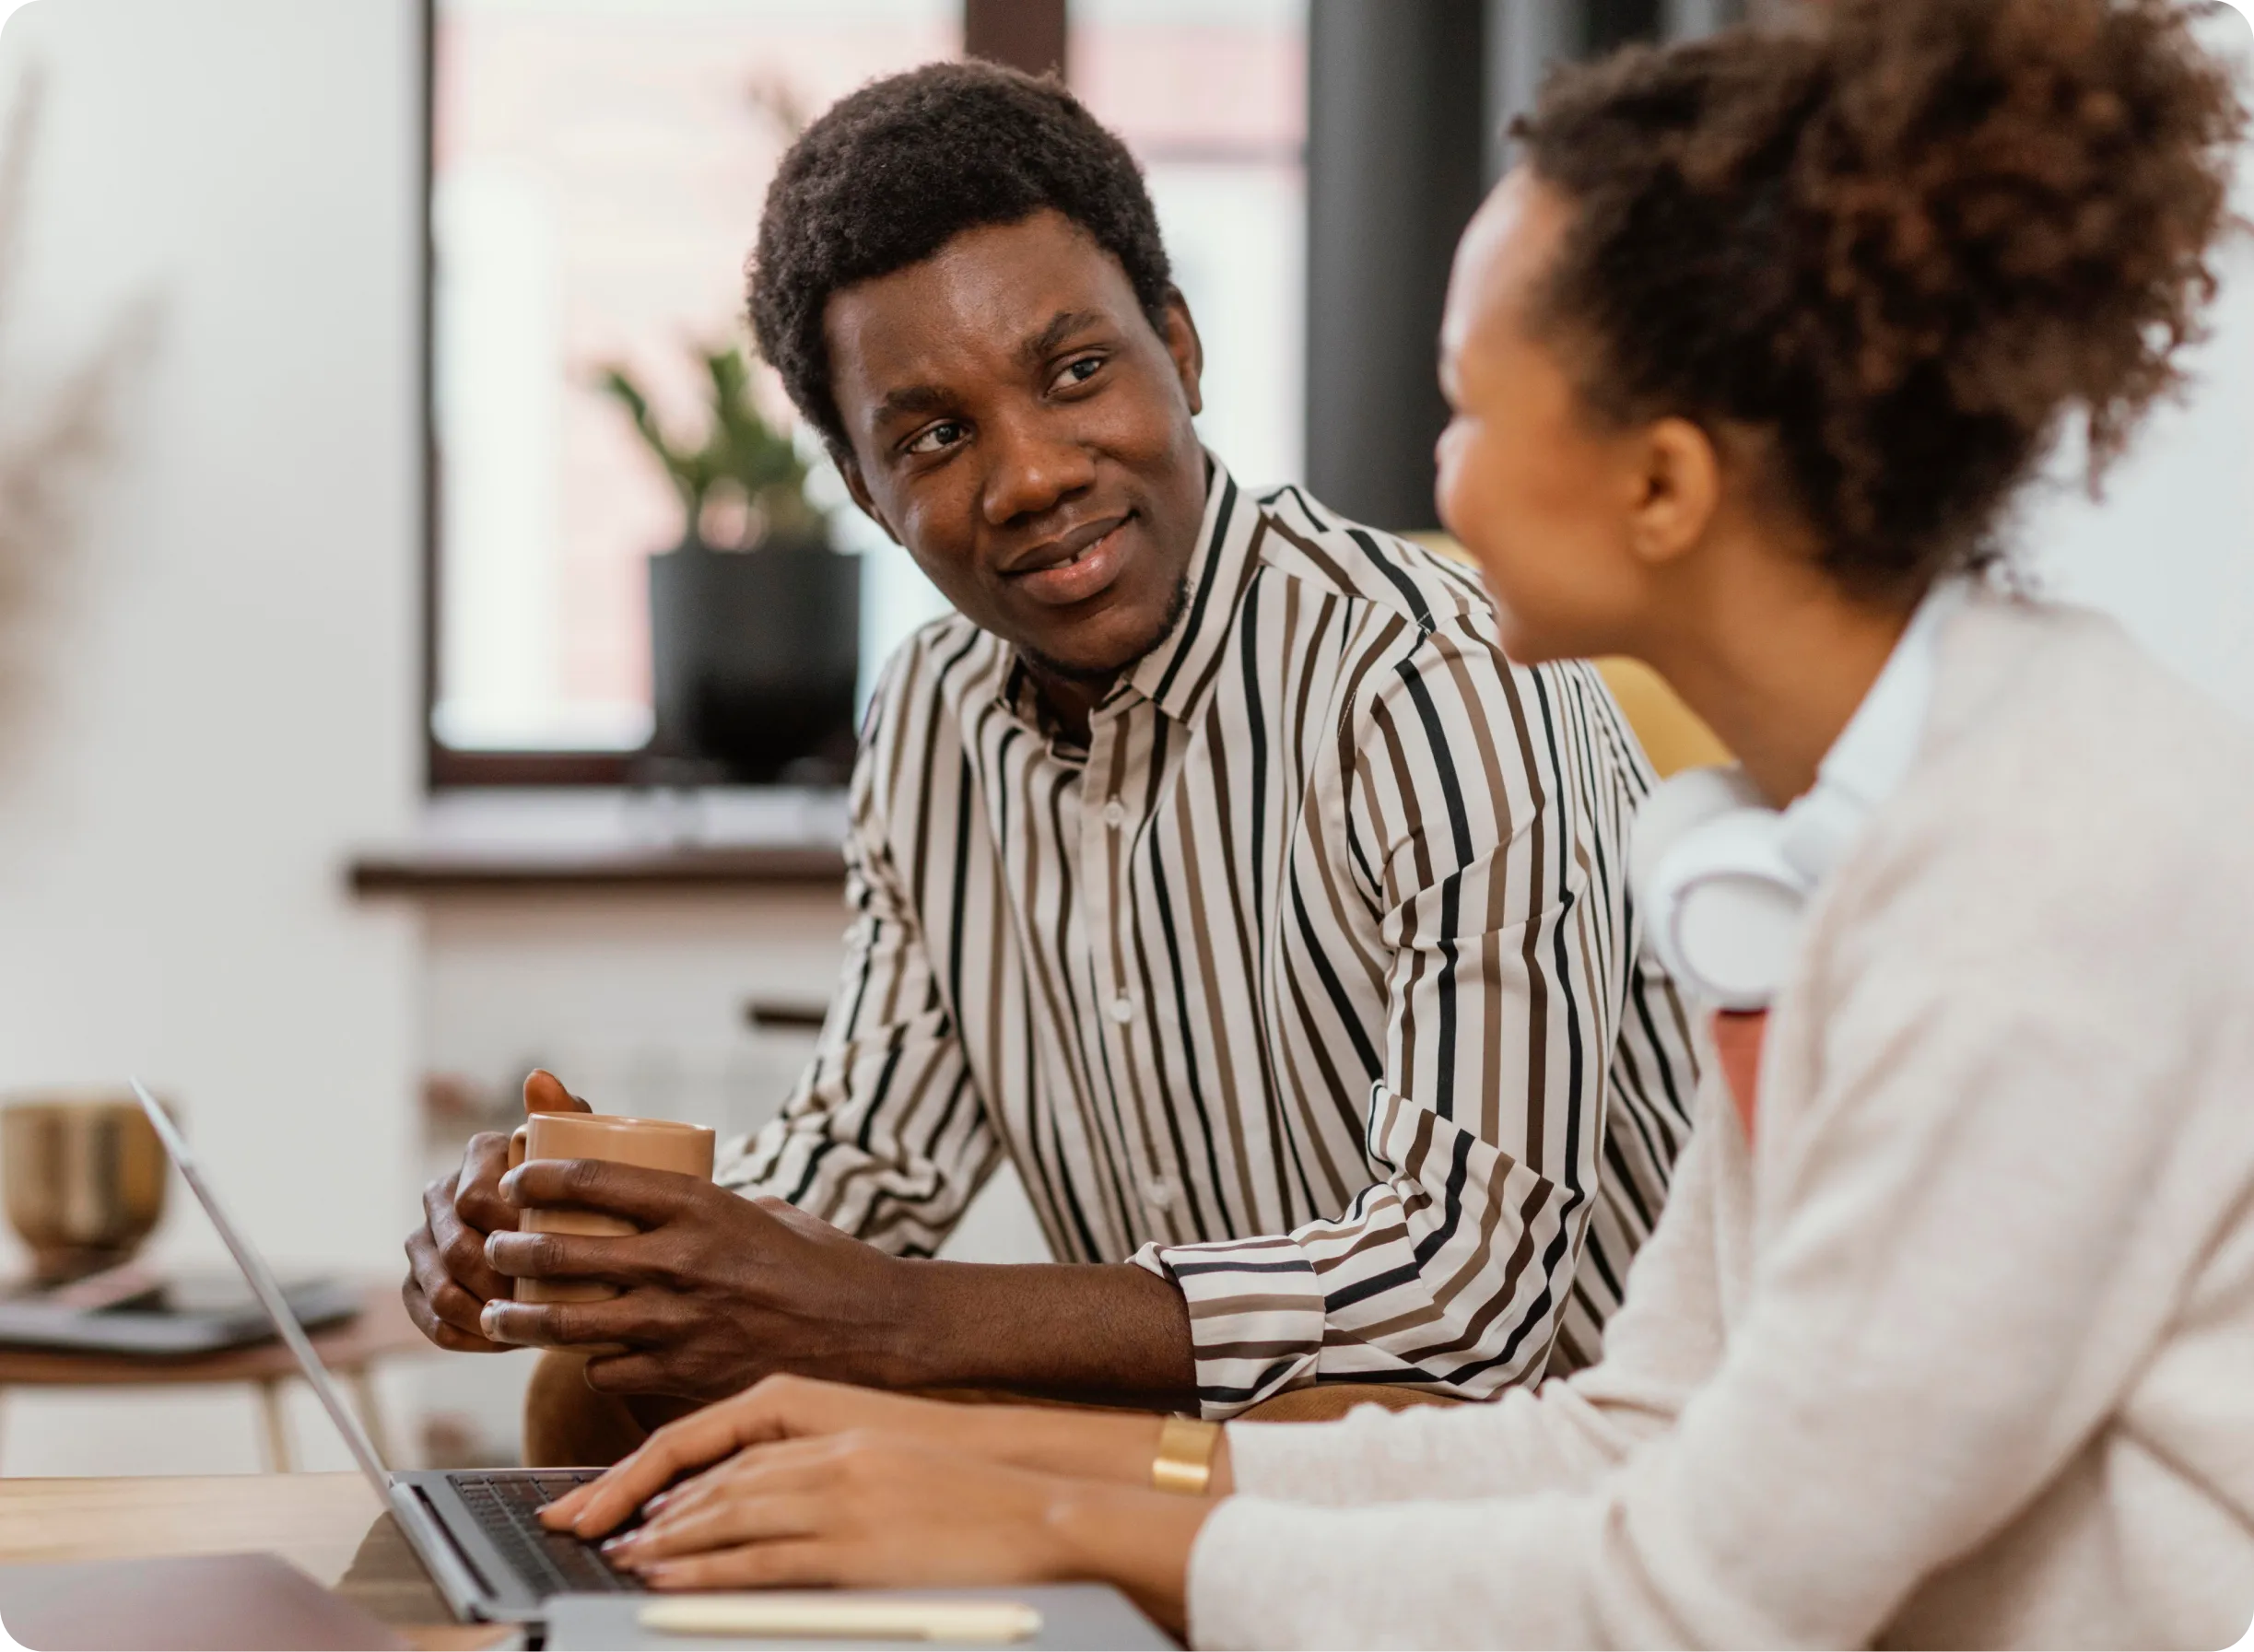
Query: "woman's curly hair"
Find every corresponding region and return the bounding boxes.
[748,61,1172,456]
[1514,0,2246,597]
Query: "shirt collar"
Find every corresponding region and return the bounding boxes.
[1120,455,1264,724]
[1776,576,1970,886]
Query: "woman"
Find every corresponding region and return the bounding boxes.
[539,0,2254,1643]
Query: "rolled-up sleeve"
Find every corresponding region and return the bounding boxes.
[1135,624,1627,1416]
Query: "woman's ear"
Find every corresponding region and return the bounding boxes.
[1161,287,1204,417]
[1628,416,1722,569]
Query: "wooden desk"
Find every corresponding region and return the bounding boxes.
[0,1472,506,1649]
[0,1283,427,1471]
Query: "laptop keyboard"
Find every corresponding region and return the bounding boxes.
[451,1471,642,1598]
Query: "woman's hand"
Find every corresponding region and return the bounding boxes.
[539,1373,1218,1541]
[598,1432,1068,1588]
[597,1428,1216,1634]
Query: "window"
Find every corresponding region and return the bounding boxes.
[1073,0,1307,489]
[427,0,1308,780]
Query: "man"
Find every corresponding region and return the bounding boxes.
[403,62,1698,1442]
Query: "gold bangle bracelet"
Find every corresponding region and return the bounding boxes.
[1150,1413,1222,1495]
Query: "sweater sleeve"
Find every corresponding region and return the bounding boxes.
[1223,1058,1732,1506]
[1189,858,2236,1648]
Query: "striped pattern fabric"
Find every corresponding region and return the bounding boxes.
[722,461,1700,1416]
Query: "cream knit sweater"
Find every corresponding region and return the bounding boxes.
[1187,593,2254,1649]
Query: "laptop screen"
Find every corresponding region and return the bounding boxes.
[131,1078,396,1501]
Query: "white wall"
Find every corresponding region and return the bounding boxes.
[2015,4,2254,721]
[420,888,847,1146]
[0,0,421,1286]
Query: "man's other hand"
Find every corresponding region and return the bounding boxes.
[477,1165,912,1400]
[402,1069,590,1353]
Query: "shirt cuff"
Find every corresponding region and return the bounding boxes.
[1134,1236,1326,1419]
[713,1122,783,1192]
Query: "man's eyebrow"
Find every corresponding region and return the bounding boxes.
[1019,309,1107,367]
[868,310,1109,426]
[876,382,952,420]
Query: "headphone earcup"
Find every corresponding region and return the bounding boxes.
[1645,812,1811,1011]
[1632,766,1812,1012]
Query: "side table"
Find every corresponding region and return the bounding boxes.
[0,1281,426,1472]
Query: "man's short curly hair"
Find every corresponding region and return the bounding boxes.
[748,60,1174,455]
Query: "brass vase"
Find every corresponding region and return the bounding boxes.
[2,1092,169,1285]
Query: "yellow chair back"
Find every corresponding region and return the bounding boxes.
[1591,657,1731,779]
[1402,531,1731,779]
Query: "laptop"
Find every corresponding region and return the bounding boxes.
[133,1080,1177,1648]
[131,1078,640,1625]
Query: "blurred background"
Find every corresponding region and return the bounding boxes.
[0,0,2243,1480]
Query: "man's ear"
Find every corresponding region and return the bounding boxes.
[1628,416,1721,571]
[1160,286,1204,418]
[836,448,902,546]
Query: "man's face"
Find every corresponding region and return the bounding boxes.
[827,210,1210,685]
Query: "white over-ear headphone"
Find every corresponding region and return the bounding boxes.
[1629,581,1967,1011]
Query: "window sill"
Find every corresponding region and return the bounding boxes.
[348,787,849,896]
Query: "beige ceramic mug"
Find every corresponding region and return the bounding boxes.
[506,1112,716,1305]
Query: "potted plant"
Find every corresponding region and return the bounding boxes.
[597,345,859,786]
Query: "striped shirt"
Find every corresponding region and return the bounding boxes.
[722,459,1701,1417]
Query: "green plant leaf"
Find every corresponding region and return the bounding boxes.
[591,343,827,547]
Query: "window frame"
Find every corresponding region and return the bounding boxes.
[419,0,645,786]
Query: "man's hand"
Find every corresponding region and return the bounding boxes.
[538,1373,1190,1543]
[411,1079,1201,1409]
[401,1070,588,1353]
[478,1166,917,1400]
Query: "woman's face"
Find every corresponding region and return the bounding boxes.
[1435,171,1664,664]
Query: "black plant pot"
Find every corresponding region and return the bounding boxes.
[647,531,861,786]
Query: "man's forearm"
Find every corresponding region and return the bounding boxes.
[881,1260,1199,1406]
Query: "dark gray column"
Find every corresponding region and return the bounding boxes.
[964,0,1066,78]
[1306,0,1734,531]
[1304,0,1486,532]
[1489,0,1733,176]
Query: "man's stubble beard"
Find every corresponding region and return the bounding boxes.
[1018,572,1190,688]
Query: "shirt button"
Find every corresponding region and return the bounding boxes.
[1142,1175,1174,1211]
[1109,995,1134,1025]
[1102,799,1126,829]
